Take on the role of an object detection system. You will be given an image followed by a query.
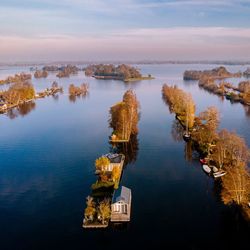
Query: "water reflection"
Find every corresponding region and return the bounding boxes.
[52,93,59,101]
[198,85,225,102]
[110,135,139,166]
[6,101,36,119]
[110,222,130,231]
[184,141,193,162]
[243,105,250,118]
[68,93,89,103]
[171,119,184,142]
[171,120,194,161]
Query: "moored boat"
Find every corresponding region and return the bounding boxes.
[213,170,227,178]
[200,158,207,164]
[202,164,212,174]
[212,166,219,173]
[183,132,191,141]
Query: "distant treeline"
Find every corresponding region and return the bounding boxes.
[183,66,242,80]
[42,64,82,78]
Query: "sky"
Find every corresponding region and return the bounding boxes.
[0,0,250,62]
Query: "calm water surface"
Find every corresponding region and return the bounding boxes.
[0,64,249,250]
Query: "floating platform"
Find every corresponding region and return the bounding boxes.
[82,219,108,229]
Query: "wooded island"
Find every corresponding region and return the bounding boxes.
[162,84,250,221]
[85,64,154,82]
[109,90,140,142]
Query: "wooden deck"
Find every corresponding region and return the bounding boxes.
[109,139,130,143]
[82,221,108,229]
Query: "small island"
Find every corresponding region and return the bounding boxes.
[183,66,242,80]
[34,70,48,78]
[109,90,140,142]
[0,73,32,85]
[0,80,63,113]
[85,64,154,82]
[68,83,89,102]
[42,64,81,78]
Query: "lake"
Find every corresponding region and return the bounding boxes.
[0,64,249,250]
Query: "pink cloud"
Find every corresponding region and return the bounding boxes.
[1,27,250,62]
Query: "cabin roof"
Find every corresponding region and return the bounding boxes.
[113,186,131,204]
[105,153,122,163]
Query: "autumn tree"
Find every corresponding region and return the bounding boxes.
[1,82,35,105]
[68,83,88,97]
[95,156,110,171]
[98,198,111,225]
[123,90,140,134]
[162,84,195,129]
[192,106,220,154]
[242,90,250,104]
[219,130,249,167]
[84,196,96,222]
[112,166,120,182]
[221,162,250,206]
[109,90,140,141]
[183,94,196,128]
[110,102,130,140]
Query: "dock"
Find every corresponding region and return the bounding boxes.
[82,220,108,229]
[109,139,130,143]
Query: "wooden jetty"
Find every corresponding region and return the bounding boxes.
[82,220,108,229]
[109,134,130,143]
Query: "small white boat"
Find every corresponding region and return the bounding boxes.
[183,132,191,141]
[203,165,211,174]
[213,170,227,178]
[212,166,219,173]
[183,114,191,141]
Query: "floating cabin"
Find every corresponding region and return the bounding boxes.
[95,153,125,173]
[111,186,131,222]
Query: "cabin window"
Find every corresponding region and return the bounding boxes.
[113,204,120,212]
[121,204,127,214]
